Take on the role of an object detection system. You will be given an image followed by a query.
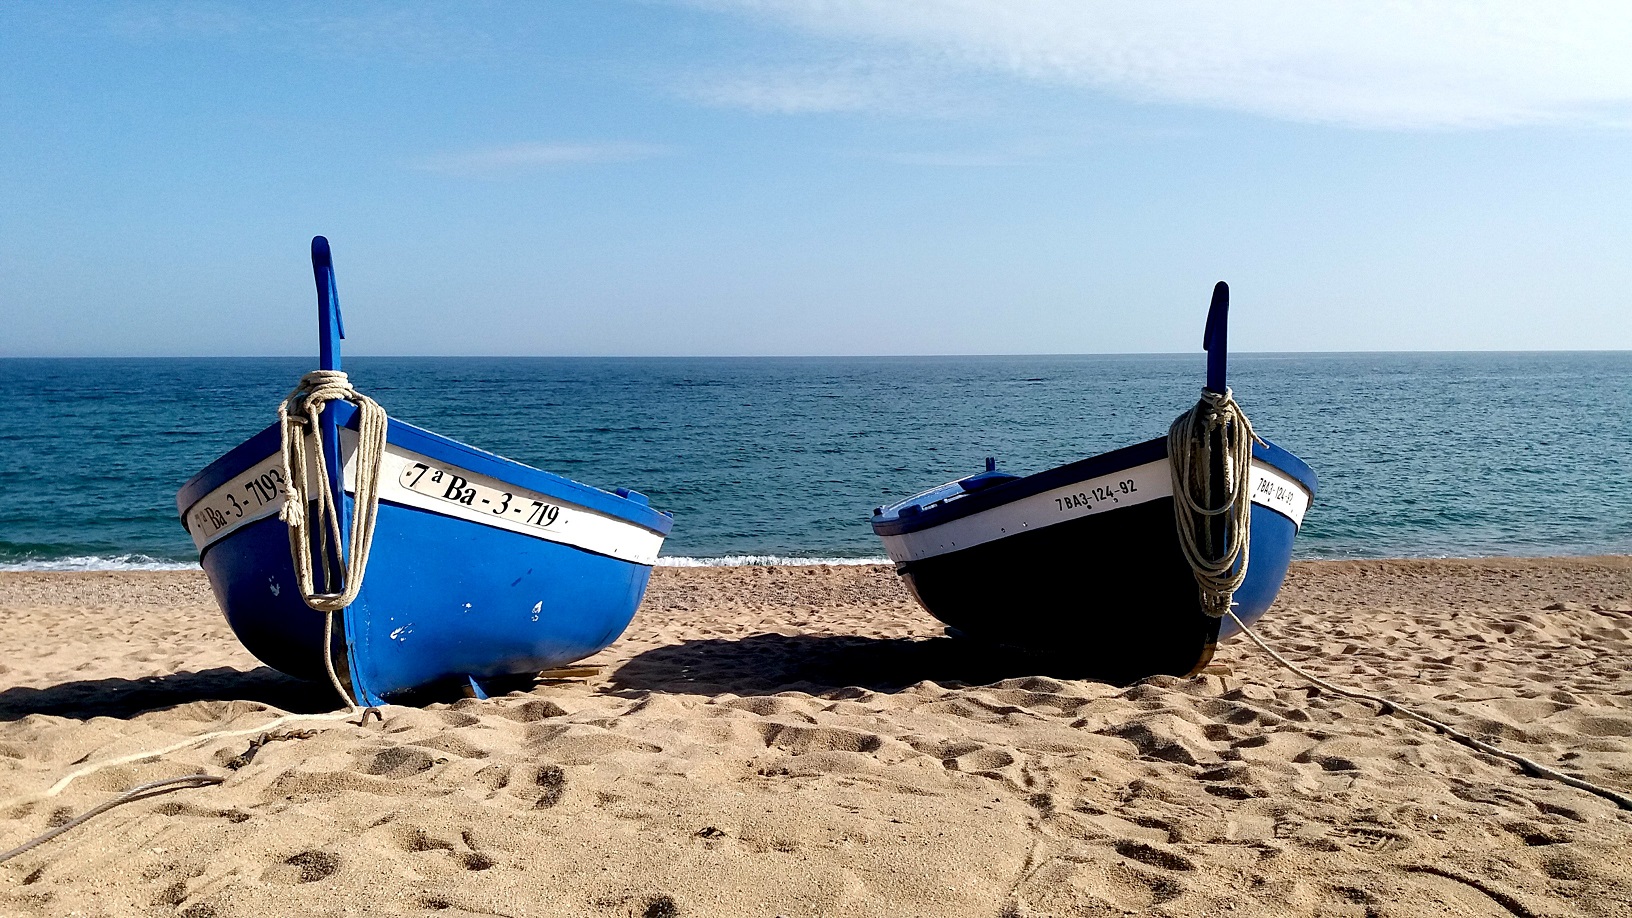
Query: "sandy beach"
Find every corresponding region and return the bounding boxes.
[2,558,1631,917]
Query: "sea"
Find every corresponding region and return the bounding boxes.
[2,353,1629,571]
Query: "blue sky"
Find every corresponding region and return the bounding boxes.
[3,1,1629,357]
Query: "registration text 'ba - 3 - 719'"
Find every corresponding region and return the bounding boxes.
[400,462,563,529]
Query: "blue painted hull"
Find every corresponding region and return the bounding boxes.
[181,416,671,706]
[1217,493,1299,641]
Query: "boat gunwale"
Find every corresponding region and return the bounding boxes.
[176,402,674,536]
[871,435,1317,538]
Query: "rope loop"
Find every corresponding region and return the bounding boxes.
[276,369,389,709]
[1168,387,1264,617]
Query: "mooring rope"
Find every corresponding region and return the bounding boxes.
[277,369,389,710]
[1227,609,1632,811]
[1169,387,1263,617]
[0,708,365,816]
[0,775,225,865]
[1168,387,1626,809]
[0,713,370,862]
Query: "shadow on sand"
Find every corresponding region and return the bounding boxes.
[606,632,1114,699]
[3,634,1117,721]
[0,667,342,722]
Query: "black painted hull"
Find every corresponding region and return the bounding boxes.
[896,497,1223,683]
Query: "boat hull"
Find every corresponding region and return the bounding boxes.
[178,410,671,705]
[874,439,1315,683]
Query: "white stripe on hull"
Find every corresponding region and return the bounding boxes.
[881,458,1309,564]
[182,432,666,565]
[181,455,290,551]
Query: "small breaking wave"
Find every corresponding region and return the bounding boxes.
[658,555,887,567]
[0,554,200,572]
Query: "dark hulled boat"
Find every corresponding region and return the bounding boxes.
[871,284,1316,683]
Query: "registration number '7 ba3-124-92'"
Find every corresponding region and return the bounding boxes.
[1053,479,1139,512]
[400,462,563,529]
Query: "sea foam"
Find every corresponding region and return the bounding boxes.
[0,554,201,573]
[657,555,887,567]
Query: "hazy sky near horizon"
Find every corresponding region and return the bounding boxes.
[3,1,1630,357]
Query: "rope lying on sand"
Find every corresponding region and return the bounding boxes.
[1227,609,1632,811]
[0,775,225,865]
[0,707,363,812]
[1166,390,1628,810]
[0,708,376,867]
[0,372,393,861]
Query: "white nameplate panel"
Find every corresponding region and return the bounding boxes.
[1247,463,1311,528]
[184,455,291,550]
[373,444,665,565]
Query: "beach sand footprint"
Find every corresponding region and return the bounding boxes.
[535,763,567,808]
[3,560,1631,917]
[261,850,340,885]
[361,745,438,778]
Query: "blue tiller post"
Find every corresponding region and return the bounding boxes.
[309,236,352,592]
[1201,281,1232,576]
[1203,281,1228,394]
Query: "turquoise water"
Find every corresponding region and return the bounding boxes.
[1,353,1628,568]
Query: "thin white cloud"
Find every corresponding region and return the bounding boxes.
[413,142,672,179]
[679,57,972,115]
[862,135,1076,166]
[104,1,494,61]
[684,0,1632,129]
[687,65,898,114]
[876,149,1032,167]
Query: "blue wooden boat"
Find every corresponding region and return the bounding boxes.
[871,284,1316,683]
[176,238,673,706]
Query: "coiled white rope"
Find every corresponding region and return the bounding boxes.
[276,369,389,710]
[1169,387,1264,617]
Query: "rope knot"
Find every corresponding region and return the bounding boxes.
[275,368,390,710]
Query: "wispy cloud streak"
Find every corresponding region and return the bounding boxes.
[684,1,1632,129]
[413,142,672,179]
[104,1,494,61]
[687,66,892,114]
[679,58,965,115]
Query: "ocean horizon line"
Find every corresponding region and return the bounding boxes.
[3,349,1630,362]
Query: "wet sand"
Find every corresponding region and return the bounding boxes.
[3,558,1631,917]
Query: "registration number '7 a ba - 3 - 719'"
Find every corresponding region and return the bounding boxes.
[399,461,562,529]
